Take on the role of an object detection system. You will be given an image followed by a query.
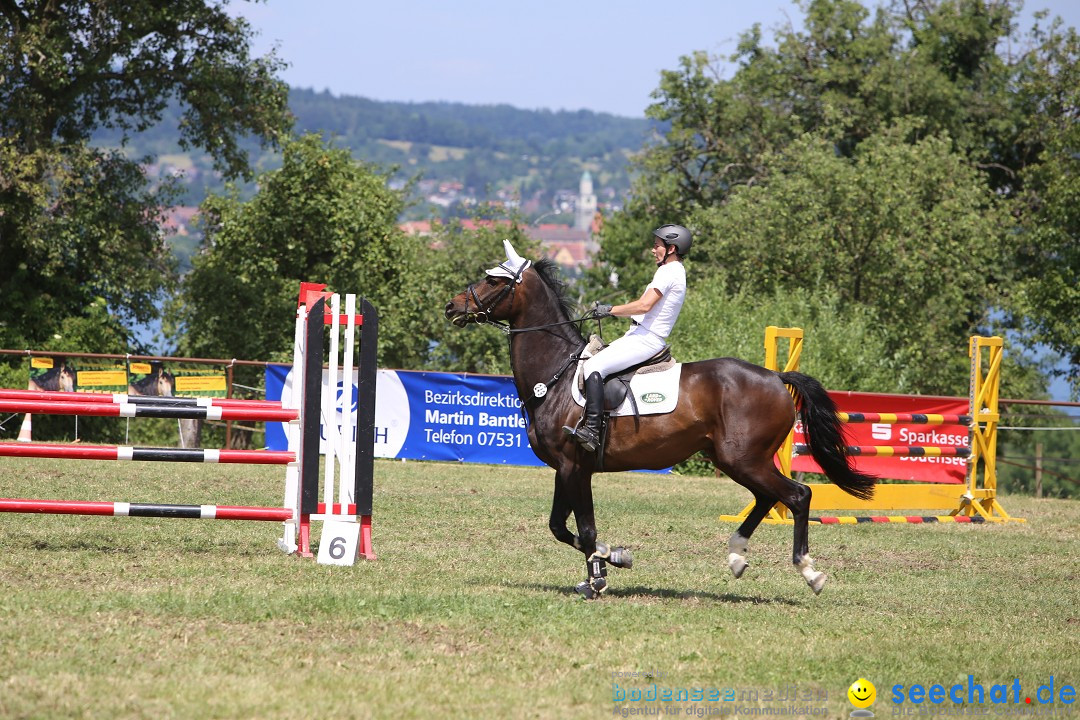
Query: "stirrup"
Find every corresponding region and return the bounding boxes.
[562,423,598,452]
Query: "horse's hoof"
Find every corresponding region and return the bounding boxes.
[574,577,607,599]
[807,571,827,595]
[608,547,633,569]
[575,580,599,599]
[728,554,748,579]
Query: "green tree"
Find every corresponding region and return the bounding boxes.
[1009,19,1080,398]
[599,0,1077,398]
[0,0,290,353]
[690,127,1009,394]
[172,134,424,372]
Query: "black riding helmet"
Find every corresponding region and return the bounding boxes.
[653,224,692,258]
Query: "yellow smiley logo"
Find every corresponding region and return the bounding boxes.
[848,678,877,708]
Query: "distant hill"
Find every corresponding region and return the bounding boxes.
[94,88,656,218]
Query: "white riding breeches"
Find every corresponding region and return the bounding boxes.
[582,327,667,379]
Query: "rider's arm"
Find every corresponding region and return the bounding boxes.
[611,288,662,317]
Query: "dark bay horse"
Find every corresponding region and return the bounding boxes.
[445,243,875,598]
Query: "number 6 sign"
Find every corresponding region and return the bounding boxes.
[316,520,361,566]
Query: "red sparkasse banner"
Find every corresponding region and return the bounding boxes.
[790,391,969,483]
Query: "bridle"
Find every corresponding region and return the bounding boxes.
[461,259,527,332]
[461,261,600,337]
[456,259,602,420]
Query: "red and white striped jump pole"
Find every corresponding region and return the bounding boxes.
[0,498,292,521]
[0,400,297,422]
[0,442,293,465]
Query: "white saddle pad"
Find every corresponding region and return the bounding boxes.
[570,362,682,416]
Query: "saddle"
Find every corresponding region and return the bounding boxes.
[577,335,677,412]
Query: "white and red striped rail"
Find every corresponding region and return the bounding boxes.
[0,399,297,422]
[1,282,379,561]
[0,498,292,521]
[0,442,293,464]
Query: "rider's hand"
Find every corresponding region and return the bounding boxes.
[593,302,614,318]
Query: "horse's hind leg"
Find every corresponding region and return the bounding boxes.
[726,490,777,579]
[781,468,826,594]
[724,461,825,594]
[761,467,825,594]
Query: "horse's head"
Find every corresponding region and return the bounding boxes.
[157,369,175,397]
[444,239,532,328]
[58,362,76,392]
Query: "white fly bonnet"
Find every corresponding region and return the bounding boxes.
[485,240,531,283]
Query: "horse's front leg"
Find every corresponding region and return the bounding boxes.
[548,471,578,549]
[557,466,631,599]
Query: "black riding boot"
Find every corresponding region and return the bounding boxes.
[563,372,603,452]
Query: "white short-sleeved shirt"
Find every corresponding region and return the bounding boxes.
[631,261,686,339]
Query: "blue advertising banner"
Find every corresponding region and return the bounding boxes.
[265,366,668,472]
[393,371,538,465]
[265,366,543,466]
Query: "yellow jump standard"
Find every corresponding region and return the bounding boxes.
[719,331,1023,525]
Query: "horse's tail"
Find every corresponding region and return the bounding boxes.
[778,371,876,501]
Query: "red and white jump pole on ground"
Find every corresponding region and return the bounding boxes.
[0,281,378,562]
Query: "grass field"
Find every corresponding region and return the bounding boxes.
[1,457,1077,719]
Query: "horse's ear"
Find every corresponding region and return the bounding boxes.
[486,239,531,282]
[503,239,525,266]
[503,240,531,277]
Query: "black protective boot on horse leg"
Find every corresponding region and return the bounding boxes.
[563,371,603,452]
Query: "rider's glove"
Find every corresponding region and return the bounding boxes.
[593,302,614,318]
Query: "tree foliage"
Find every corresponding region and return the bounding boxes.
[172,134,423,372]
[175,140,545,380]
[595,0,1079,397]
[0,0,291,354]
[1008,18,1080,397]
[691,126,1009,393]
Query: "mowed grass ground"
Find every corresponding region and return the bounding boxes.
[1,457,1077,719]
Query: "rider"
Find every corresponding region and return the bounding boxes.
[564,224,691,452]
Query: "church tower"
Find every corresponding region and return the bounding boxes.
[575,170,598,232]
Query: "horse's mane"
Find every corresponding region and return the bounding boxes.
[533,258,584,341]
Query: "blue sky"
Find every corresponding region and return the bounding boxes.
[240,0,1080,117]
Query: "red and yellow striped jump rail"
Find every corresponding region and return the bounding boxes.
[792,444,971,458]
[837,412,972,425]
